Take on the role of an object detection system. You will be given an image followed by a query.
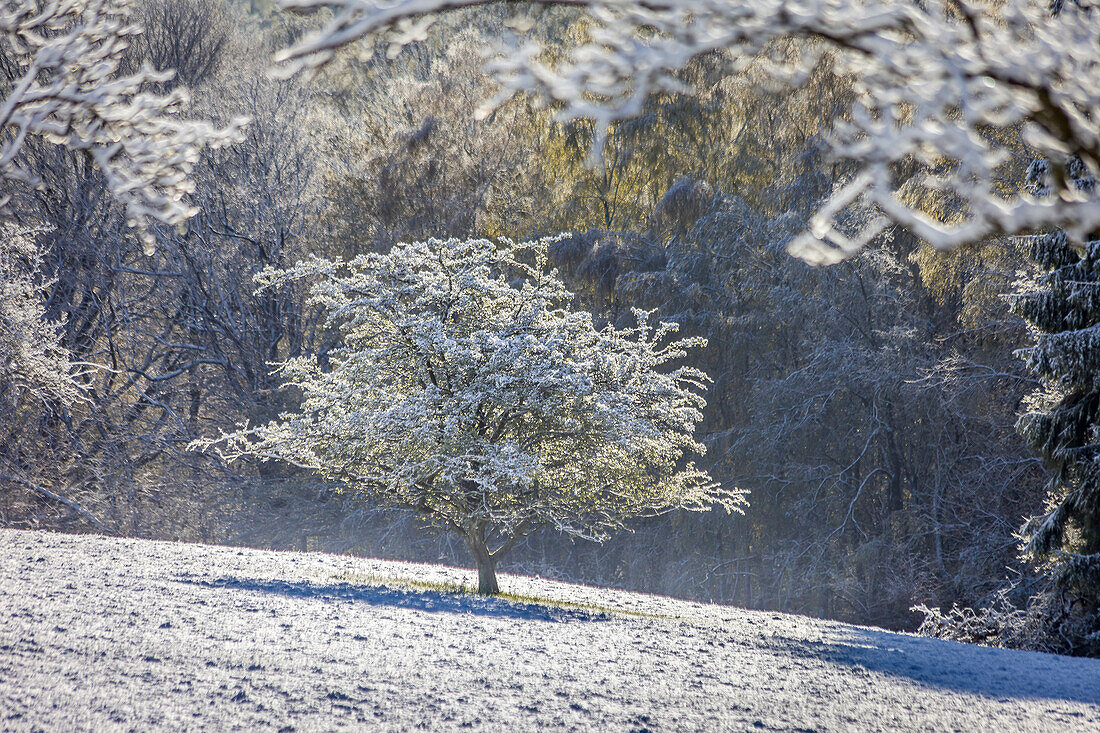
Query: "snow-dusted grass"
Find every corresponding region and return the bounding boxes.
[325,570,668,619]
[1,529,1098,731]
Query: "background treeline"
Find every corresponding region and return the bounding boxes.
[0,1,1047,632]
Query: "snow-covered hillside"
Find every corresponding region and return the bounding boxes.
[1,529,1097,731]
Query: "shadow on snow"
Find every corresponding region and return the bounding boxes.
[766,626,1100,706]
[173,575,607,623]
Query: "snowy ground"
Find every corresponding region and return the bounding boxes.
[1,529,1098,731]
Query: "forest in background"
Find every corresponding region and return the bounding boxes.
[0,0,1054,634]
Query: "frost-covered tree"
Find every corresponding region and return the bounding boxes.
[0,0,333,537]
[0,0,247,532]
[0,225,81,406]
[0,0,246,253]
[0,224,101,527]
[201,237,744,593]
[317,21,538,252]
[275,0,1100,263]
[1011,230,1100,653]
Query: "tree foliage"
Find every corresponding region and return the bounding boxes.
[0,224,81,405]
[0,0,320,539]
[315,21,538,252]
[202,237,744,593]
[277,0,1100,262]
[1011,231,1100,654]
[0,0,246,252]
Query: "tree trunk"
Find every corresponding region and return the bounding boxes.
[467,536,499,595]
[476,554,499,595]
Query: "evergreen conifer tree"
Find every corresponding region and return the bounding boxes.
[1012,230,1100,653]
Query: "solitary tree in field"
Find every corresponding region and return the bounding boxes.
[202,237,744,594]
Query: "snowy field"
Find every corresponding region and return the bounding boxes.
[1,529,1098,731]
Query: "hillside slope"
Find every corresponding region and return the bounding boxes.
[1,529,1098,731]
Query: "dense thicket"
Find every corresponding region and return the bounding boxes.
[0,0,323,540]
[0,1,1055,635]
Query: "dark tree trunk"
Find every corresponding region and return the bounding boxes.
[462,519,537,595]
[476,553,499,595]
[464,522,500,595]
[468,539,499,595]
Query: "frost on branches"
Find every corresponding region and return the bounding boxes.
[0,0,246,254]
[277,0,1100,264]
[201,238,744,594]
[0,224,81,406]
[0,225,104,528]
[1009,230,1100,655]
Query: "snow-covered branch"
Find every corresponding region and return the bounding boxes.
[0,224,83,405]
[276,0,1100,262]
[198,237,745,592]
[0,0,247,253]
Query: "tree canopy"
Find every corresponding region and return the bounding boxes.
[1012,231,1100,654]
[0,0,245,253]
[277,0,1100,262]
[203,237,744,593]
